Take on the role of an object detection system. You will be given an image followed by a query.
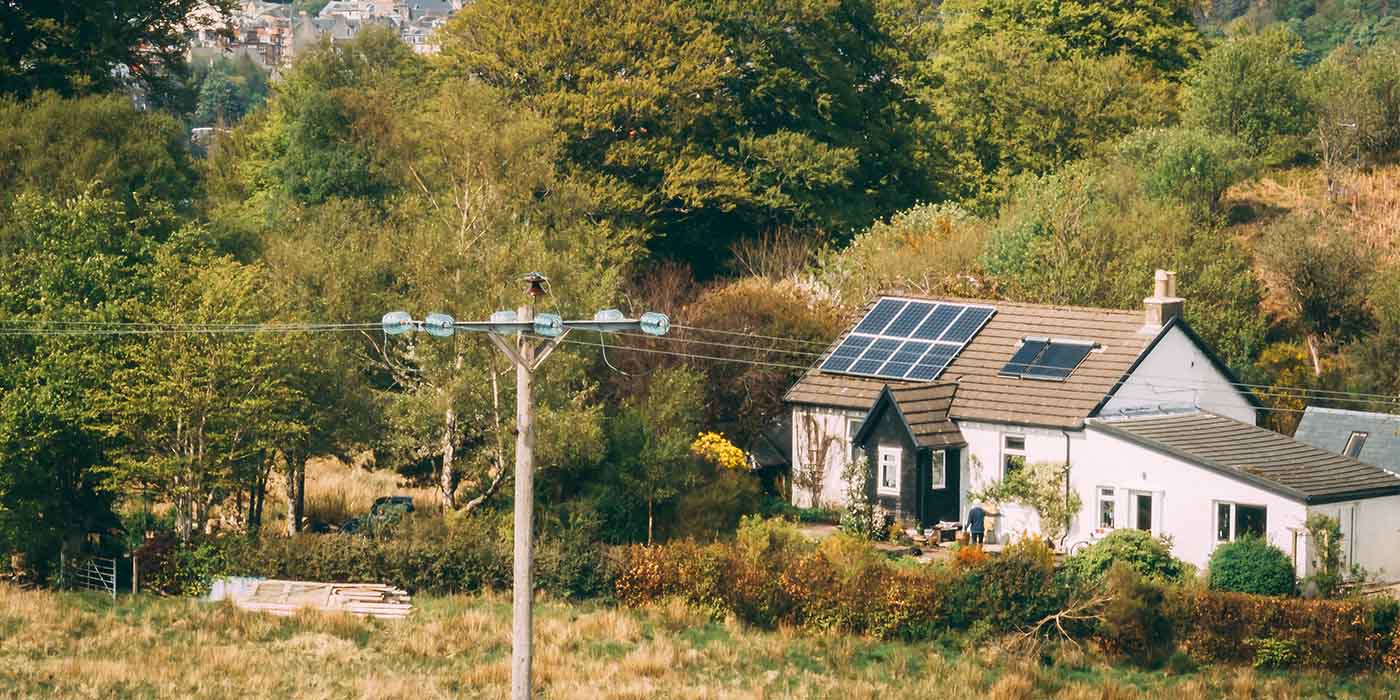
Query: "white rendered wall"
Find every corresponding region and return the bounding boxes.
[789,405,867,508]
[954,420,1085,542]
[1099,325,1257,425]
[1070,425,1308,573]
[1310,495,1400,582]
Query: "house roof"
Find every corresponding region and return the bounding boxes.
[1294,406,1400,473]
[854,383,966,449]
[784,295,1222,429]
[1089,410,1400,504]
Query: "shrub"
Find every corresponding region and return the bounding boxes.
[672,466,763,541]
[1250,637,1299,669]
[1097,563,1174,667]
[967,539,1063,629]
[1060,529,1188,588]
[838,457,886,540]
[1208,537,1295,596]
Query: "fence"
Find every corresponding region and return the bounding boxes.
[60,553,118,600]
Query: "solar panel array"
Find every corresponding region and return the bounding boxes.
[998,337,1094,381]
[820,299,996,382]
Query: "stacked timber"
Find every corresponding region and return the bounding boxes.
[227,579,413,619]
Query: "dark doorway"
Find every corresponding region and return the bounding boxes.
[920,448,960,527]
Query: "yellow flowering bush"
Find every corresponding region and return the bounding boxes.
[690,432,748,470]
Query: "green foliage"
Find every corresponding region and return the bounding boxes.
[1099,563,1175,667]
[1117,127,1255,218]
[611,367,707,544]
[1302,512,1351,598]
[0,93,199,213]
[838,457,885,540]
[929,35,1177,205]
[1061,529,1190,587]
[1185,26,1312,159]
[1258,216,1376,359]
[1208,537,1296,596]
[1250,636,1300,669]
[0,0,235,105]
[968,461,1081,544]
[439,0,938,273]
[1305,43,1400,179]
[937,0,1204,73]
[815,203,991,305]
[192,56,270,128]
[672,465,764,542]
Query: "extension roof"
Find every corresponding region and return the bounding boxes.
[783,295,1256,429]
[1294,406,1400,474]
[1089,410,1400,505]
[853,383,966,450]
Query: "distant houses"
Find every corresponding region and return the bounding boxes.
[186,0,461,72]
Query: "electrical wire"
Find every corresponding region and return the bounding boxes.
[560,337,812,371]
[670,323,831,347]
[613,331,826,358]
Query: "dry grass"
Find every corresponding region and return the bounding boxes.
[298,457,442,526]
[0,587,1394,700]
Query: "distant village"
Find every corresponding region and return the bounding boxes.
[187,1,463,74]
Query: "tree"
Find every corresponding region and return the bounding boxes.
[192,55,270,128]
[936,0,1203,73]
[969,461,1082,547]
[611,367,706,544]
[95,251,303,541]
[1305,44,1400,198]
[0,0,235,104]
[439,0,938,274]
[1117,127,1254,219]
[928,33,1177,205]
[1259,216,1376,376]
[1185,26,1312,158]
[0,93,199,213]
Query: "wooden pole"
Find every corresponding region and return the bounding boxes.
[511,304,535,700]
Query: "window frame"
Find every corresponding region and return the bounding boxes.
[1343,431,1369,458]
[877,445,901,496]
[1214,500,1268,543]
[846,417,865,462]
[1097,487,1116,530]
[1002,435,1026,478]
[930,450,947,490]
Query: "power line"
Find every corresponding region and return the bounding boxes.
[670,323,831,347]
[560,338,812,371]
[614,331,826,358]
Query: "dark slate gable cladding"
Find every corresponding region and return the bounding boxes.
[853,383,966,449]
[1294,407,1400,474]
[1090,411,1400,504]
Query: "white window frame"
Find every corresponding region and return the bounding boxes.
[847,417,865,462]
[1002,435,1026,478]
[930,450,947,490]
[877,446,901,496]
[1344,431,1368,458]
[1214,500,1267,543]
[1097,486,1116,530]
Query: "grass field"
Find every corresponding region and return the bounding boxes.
[0,587,1397,699]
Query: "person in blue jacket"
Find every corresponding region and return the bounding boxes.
[966,503,987,546]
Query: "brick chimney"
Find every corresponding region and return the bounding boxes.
[1142,269,1183,331]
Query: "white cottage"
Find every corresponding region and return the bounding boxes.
[784,271,1400,579]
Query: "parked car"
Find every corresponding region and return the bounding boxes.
[339,496,415,535]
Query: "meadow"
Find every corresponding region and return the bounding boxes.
[0,586,1396,700]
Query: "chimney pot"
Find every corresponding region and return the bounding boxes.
[1143,269,1183,332]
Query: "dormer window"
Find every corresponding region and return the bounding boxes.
[999,337,1096,381]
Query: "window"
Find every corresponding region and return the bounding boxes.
[1215,502,1267,542]
[1003,436,1026,477]
[930,450,947,490]
[847,419,864,462]
[1344,431,1368,458]
[877,446,901,496]
[1135,493,1153,531]
[1098,487,1116,529]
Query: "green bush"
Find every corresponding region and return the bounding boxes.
[1207,537,1295,596]
[1251,637,1299,669]
[1060,529,1189,588]
[1098,563,1174,667]
[1117,127,1253,217]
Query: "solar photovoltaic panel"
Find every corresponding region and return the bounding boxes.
[853,298,906,334]
[818,297,996,382]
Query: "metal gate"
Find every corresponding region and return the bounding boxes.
[60,553,118,600]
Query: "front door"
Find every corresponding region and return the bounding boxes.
[919,448,960,528]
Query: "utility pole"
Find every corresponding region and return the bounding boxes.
[382,274,669,700]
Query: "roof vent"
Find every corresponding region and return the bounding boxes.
[1142,269,1183,333]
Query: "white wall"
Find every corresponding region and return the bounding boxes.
[1099,325,1257,425]
[1071,425,1309,573]
[1310,495,1400,582]
[955,420,1079,541]
[789,405,866,508]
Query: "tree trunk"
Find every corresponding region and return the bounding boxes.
[285,452,305,536]
[440,407,458,509]
[647,497,655,546]
[460,367,510,515]
[1306,334,1323,377]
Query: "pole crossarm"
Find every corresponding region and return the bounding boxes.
[379,300,668,700]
